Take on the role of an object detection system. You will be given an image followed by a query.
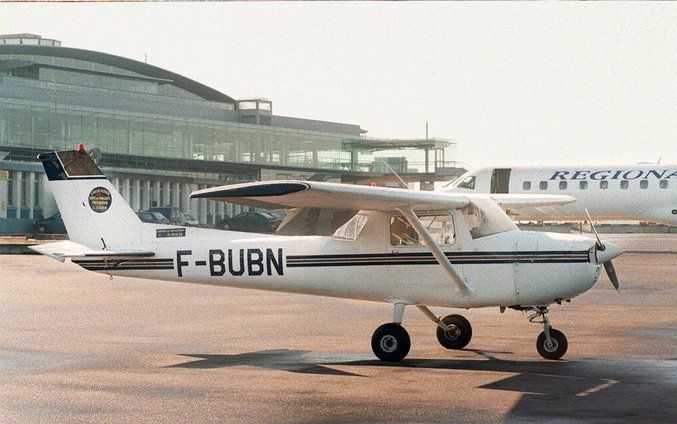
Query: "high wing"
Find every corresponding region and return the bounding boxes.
[191,181,470,211]
[490,194,576,209]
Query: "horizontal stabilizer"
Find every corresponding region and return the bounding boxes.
[489,194,576,209]
[29,241,154,262]
[191,180,470,212]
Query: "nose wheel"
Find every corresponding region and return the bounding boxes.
[528,306,568,360]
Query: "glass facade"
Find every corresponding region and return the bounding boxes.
[0,87,355,170]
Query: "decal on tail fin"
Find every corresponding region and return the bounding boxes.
[37,149,142,249]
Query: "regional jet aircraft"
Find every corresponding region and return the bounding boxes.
[31,148,624,361]
[442,165,677,225]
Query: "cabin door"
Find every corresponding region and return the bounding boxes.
[490,168,512,193]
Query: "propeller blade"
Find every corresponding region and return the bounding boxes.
[584,208,603,249]
[604,261,620,291]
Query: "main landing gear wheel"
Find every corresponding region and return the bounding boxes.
[536,329,568,360]
[436,314,472,350]
[371,323,411,362]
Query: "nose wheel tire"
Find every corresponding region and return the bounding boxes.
[536,329,568,360]
[436,314,472,349]
[371,323,411,362]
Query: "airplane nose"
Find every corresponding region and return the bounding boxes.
[595,242,624,264]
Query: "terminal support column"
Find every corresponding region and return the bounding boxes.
[142,181,151,211]
[132,179,141,212]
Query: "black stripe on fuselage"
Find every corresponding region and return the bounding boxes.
[285,251,590,268]
[72,258,174,271]
[72,258,174,264]
[80,265,175,271]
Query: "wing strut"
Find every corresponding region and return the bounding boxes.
[398,207,475,298]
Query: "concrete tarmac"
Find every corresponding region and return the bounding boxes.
[1,234,676,423]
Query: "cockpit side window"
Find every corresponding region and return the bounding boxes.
[456,176,476,190]
[390,214,455,246]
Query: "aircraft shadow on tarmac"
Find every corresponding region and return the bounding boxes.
[170,349,676,423]
[168,349,364,376]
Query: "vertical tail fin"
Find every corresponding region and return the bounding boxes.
[38,149,142,249]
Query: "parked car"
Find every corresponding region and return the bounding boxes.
[33,212,67,235]
[148,207,197,226]
[216,211,284,233]
[181,213,199,226]
[136,211,170,224]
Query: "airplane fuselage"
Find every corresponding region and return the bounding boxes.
[443,165,677,225]
[71,218,601,309]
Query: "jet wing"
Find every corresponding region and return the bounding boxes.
[191,181,471,212]
[489,194,576,209]
[29,240,154,262]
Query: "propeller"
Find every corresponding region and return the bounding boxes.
[585,208,622,291]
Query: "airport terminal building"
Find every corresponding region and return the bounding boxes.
[0,34,462,235]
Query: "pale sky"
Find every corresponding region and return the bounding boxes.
[1,3,675,168]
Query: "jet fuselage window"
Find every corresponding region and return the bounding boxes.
[660,179,668,189]
[539,181,548,190]
[522,181,531,190]
[580,181,588,190]
[559,181,567,190]
[457,176,476,190]
[640,180,649,189]
[621,180,629,189]
[390,214,455,246]
[600,180,609,189]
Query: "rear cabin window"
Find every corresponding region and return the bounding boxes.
[621,180,629,189]
[640,180,649,189]
[390,214,455,246]
[559,181,568,190]
[660,179,668,189]
[539,181,548,190]
[600,180,609,189]
[580,181,588,190]
[456,176,476,190]
[523,181,531,190]
[333,213,369,240]
[461,198,518,239]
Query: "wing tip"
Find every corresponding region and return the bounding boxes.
[191,181,310,199]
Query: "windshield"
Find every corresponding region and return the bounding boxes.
[461,197,516,239]
[456,176,476,190]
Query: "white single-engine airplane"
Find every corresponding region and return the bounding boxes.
[32,148,624,361]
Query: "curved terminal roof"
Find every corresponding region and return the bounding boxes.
[0,44,235,103]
